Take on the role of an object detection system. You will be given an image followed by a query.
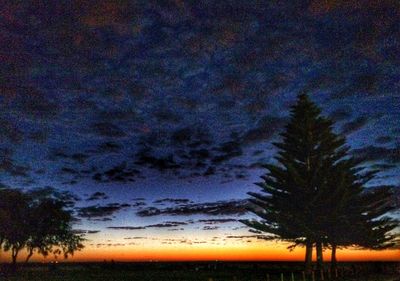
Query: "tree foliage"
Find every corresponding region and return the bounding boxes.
[243,94,399,270]
[0,187,84,266]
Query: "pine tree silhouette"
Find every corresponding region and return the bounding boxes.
[242,94,399,271]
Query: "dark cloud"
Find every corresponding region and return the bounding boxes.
[92,162,141,183]
[146,221,188,228]
[86,192,109,201]
[328,107,352,122]
[153,198,192,204]
[61,167,79,175]
[97,109,137,122]
[91,122,126,138]
[241,116,287,144]
[108,221,188,230]
[16,89,59,119]
[341,116,370,134]
[154,108,182,123]
[375,136,393,145]
[0,149,31,178]
[203,166,216,176]
[95,142,123,153]
[107,226,146,230]
[134,150,181,171]
[123,237,146,240]
[28,130,48,144]
[189,149,211,161]
[93,243,126,247]
[198,219,237,225]
[70,153,90,163]
[131,201,147,207]
[225,235,272,240]
[0,159,30,177]
[94,217,113,222]
[248,161,265,169]
[74,229,101,235]
[352,145,400,164]
[0,118,24,144]
[212,141,243,163]
[370,163,397,171]
[167,228,185,232]
[28,186,81,206]
[77,203,131,220]
[252,150,264,156]
[136,199,248,217]
[203,226,219,230]
[171,127,212,148]
[248,229,263,234]
[50,150,90,164]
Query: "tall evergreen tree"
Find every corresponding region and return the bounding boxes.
[242,93,399,272]
[243,93,346,271]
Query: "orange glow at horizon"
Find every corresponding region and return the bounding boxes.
[5,243,399,263]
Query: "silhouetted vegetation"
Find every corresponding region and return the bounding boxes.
[0,188,84,268]
[242,94,399,272]
[1,262,399,281]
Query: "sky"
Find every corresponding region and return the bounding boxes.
[0,0,399,262]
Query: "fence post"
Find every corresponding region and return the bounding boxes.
[302,271,306,281]
[208,278,213,281]
[291,272,295,281]
[334,268,338,278]
[311,271,315,281]
[327,269,331,280]
[267,273,270,281]
[320,269,324,281]
[281,273,284,281]
[233,276,237,281]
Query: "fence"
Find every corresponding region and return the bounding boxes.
[205,264,400,281]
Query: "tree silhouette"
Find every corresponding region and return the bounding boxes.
[0,189,31,267]
[242,93,399,272]
[323,165,398,271]
[24,197,84,262]
[0,188,84,268]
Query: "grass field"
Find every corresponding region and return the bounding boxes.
[1,262,399,281]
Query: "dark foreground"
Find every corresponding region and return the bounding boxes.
[1,262,399,281]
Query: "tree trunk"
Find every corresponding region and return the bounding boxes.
[12,254,17,265]
[25,249,34,263]
[331,244,337,272]
[305,240,313,273]
[0,237,3,260]
[316,241,324,271]
[11,247,19,271]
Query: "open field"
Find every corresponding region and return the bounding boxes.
[1,262,399,281]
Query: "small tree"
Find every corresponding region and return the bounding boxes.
[0,189,31,267]
[25,197,84,262]
[0,188,84,267]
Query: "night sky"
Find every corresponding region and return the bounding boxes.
[0,0,399,261]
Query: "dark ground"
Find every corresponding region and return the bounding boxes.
[1,261,399,281]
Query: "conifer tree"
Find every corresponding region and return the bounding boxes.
[243,93,345,271]
[242,93,399,271]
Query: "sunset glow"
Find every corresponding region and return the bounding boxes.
[0,0,399,273]
[3,241,397,263]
